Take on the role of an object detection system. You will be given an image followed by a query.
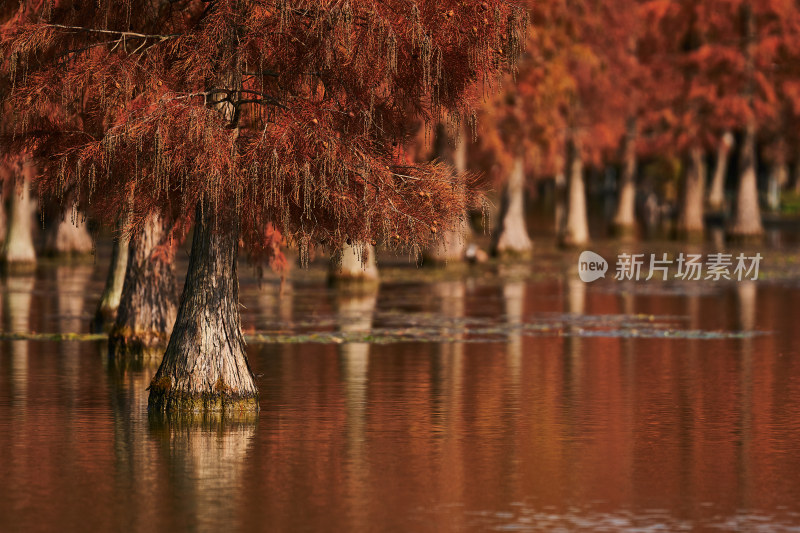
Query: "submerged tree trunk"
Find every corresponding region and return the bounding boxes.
[493,155,533,257]
[148,205,258,413]
[1,159,37,270]
[109,213,177,356]
[328,242,379,287]
[559,137,589,248]
[92,217,131,332]
[728,122,764,240]
[676,146,706,241]
[611,118,638,238]
[707,131,734,212]
[424,123,468,264]
[43,207,93,257]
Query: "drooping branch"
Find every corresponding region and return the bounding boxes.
[42,24,179,42]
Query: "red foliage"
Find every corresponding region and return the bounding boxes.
[2,0,526,262]
[639,0,800,156]
[475,0,644,183]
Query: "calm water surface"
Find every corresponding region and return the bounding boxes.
[1,244,800,532]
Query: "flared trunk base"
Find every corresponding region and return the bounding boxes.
[43,216,94,257]
[109,214,177,356]
[108,330,171,359]
[148,204,259,415]
[148,386,258,414]
[328,243,380,288]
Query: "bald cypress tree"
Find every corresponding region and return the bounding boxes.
[4,0,525,413]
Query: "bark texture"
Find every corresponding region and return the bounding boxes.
[494,156,533,257]
[424,124,468,264]
[109,213,177,355]
[43,208,93,256]
[728,122,764,239]
[559,138,589,248]
[611,119,638,237]
[328,242,379,287]
[676,146,706,241]
[92,218,130,332]
[707,131,734,212]
[1,160,37,269]
[148,206,258,413]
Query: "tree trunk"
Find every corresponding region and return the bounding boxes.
[494,155,533,257]
[707,131,734,212]
[728,122,764,240]
[729,5,764,241]
[559,138,589,248]
[0,196,6,247]
[554,169,567,237]
[424,123,468,264]
[43,208,93,257]
[611,118,637,238]
[1,159,37,270]
[795,156,800,195]
[328,242,379,287]
[148,205,258,413]
[92,217,131,332]
[766,149,787,212]
[109,213,177,356]
[676,146,706,241]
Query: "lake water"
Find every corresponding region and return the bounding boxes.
[2,242,800,532]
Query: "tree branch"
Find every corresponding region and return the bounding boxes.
[43,24,178,41]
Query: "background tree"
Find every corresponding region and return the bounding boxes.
[4,0,526,412]
[0,158,37,269]
[92,217,130,332]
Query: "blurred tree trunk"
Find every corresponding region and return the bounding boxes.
[1,158,37,270]
[0,192,6,247]
[766,141,787,212]
[707,131,734,212]
[676,146,706,241]
[328,242,379,287]
[148,203,258,413]
[611,118,638,238]
[43,208,93,256]
[92,215,130,332]
[728,121,764,239]
[554,168,567,237]
[109,213,177,356]
[559,136,589,248]
[795,156,800,195]
[424,123,468,264]
[728,4,764,241]
[493,155,533,257]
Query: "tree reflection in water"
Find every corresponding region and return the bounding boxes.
[4,274,34,407]
[334,288,378,533]
[148,413,257,531]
